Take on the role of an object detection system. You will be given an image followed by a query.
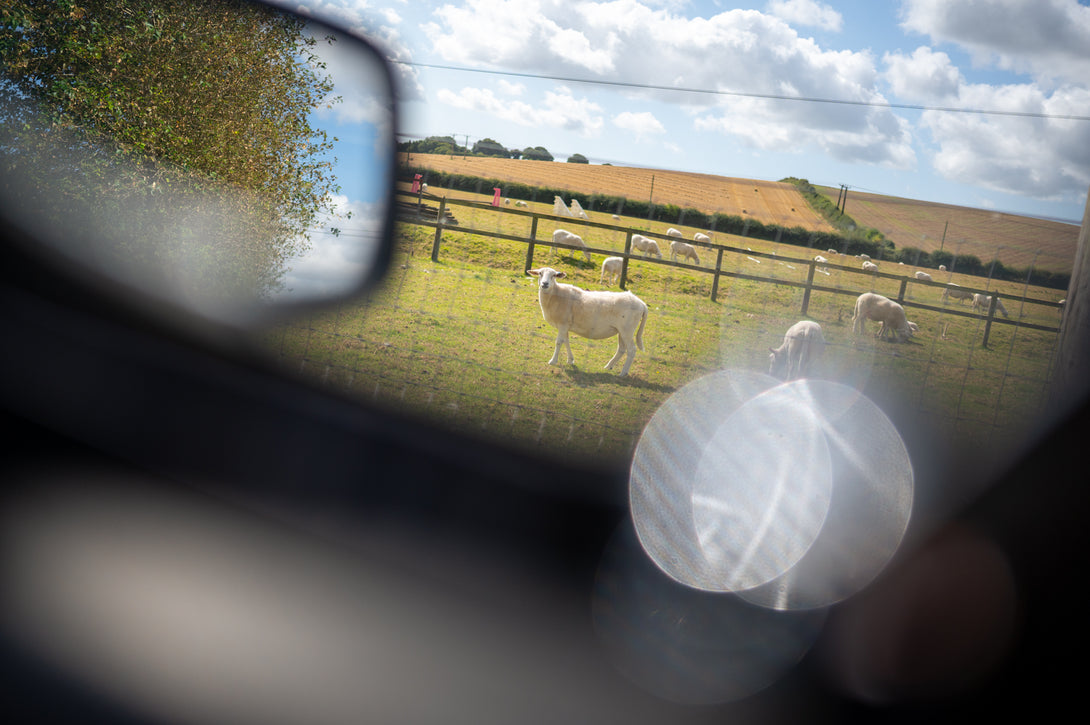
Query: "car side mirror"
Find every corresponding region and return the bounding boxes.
[0,0,398,327]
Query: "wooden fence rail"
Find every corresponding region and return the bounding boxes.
[396,190,1062,347]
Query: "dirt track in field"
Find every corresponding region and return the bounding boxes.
[402,153,834,233]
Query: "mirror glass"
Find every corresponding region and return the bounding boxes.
[0,0,395,323]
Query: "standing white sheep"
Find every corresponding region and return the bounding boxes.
[528,267,648,376]
[600,256,623,286]
[972,293,1010,318]
[769,321,825,380]
[938,264,947,271]
[631,234,662,259]
[693,232,711,244]
[862,260,879,272]
[551,229,591,263]
[666,228,683,238]
[669,240,701,265]
[914,271,932,281]
[852,292,914,342]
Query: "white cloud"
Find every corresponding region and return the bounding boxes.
[765,0,842,32]
[423,1,911,167]
[883,47,961,102]
[612,111,666,141]
[436,86,604,137]
[900,0,1090,85]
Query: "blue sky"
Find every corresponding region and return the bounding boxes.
[278,0,1090,229]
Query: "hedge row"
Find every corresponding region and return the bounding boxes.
[401,167,1070,290]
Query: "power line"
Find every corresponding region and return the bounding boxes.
[391,59,1090,122]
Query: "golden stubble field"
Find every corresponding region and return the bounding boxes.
[816,187,1078,274]
[401,153,835,234]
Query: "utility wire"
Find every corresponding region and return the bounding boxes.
[391,59,1090,122]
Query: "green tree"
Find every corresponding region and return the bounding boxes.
[1,0,340,297]
[566,153,588,164]
[521,146,553,161]
[472,137,508,157]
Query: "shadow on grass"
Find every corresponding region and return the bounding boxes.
[563,366,675,392]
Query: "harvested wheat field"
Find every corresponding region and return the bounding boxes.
[401,153,834,234]
[817,186,1079,274]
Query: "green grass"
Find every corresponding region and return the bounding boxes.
[261,204,1060,467]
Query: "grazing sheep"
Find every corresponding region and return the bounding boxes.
[504,198,511,205]
[859,253,871,260]
[813,255,829,273]
[528,267,648,376]
[914,271,932,281]
[852,292,914,342]
[939,264,947,272]
[879,320,918,340]
[862,260,879,272]
[769,321,825,380]
[551,229,592,263]
[693,232,711,244]
[515,200,528,207]
[611,214,621,220]
[631,234,662,259]
[666,227,683,238]
[669,240,701,265]
[942,284,974,303]
[972,293,1010,318]
[600,256,623,286]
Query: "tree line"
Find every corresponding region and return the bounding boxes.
[399,135,589,163]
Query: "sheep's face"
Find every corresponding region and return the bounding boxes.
[768,348,785,378]
[528,267,564,292]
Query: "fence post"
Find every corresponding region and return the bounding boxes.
[620,232,633,290]
[801,262,816,315]
[710,248,725,302]
[430,197,446,262]
[897,278,908,303]
[982,294,998,347]
[524,215,539,272]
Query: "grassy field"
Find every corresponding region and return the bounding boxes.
[264,187,1063,469]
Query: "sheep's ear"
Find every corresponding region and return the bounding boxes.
[555,271,566,279]
[527,269,541,277]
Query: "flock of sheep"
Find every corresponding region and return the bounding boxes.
[527,225,1021,380]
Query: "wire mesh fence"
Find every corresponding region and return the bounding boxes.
[262,197,1066,467]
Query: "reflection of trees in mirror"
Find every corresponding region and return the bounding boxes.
[0,0,342,299]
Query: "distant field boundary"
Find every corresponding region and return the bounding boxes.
[398,190,1062,349]
[401,166,1071,290]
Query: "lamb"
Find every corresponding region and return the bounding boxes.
[938,264,947,272]
[527,267,648,376]
[551,229,592,263]
[600,256,623,286]
[862,260,879,272]
[669,240,700,265]
[942,284,974,303]
[666,228,683,238]
[914,271,932,281]
[852,292,914,342]
[768,321,825,380]
[972,293,1010,318]
[631,234,662,258]
[693,232,711,244]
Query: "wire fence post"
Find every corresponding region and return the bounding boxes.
[711,248,725,302]
[524,215,539,272]
[430,197,446,262]
[983,294,998,348]
[620,232,633,290]
[801,261,816,315]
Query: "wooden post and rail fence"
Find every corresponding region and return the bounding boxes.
[396,190,1063,348]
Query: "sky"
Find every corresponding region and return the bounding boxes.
[274,0,1090,230]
